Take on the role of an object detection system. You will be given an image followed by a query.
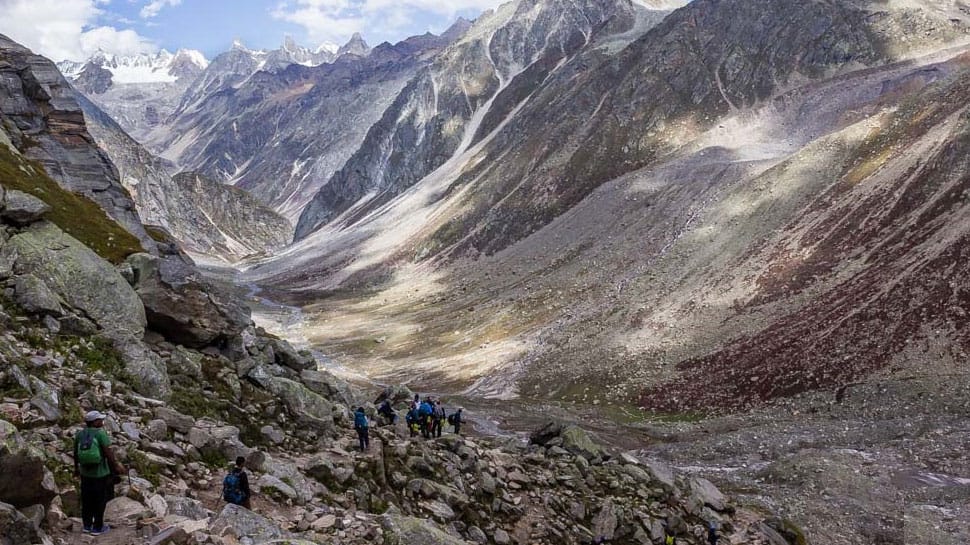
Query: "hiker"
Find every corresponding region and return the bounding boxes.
[354,406,370,450]
[405,406,419,437]
[377,398,396,425]
[707,522,718,545]
[448,407,463,435]
[418,397,434,438]
[410,393,420,412]
[222,456,252,509]
[432,400,446,438]
[73,410,125,536]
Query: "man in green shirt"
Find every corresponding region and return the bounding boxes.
[73,410,124,535]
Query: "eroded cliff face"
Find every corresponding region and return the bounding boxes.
[78,94,292,262]
[0,34,155,251]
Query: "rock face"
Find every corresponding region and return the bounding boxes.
[77,95,292,262]
[125,252,250,347]
[0,190,50,225]
[0,34,154,249]
[56,49,208,142]
[0,421,57,509]
[2,221,146,339]
[151,26,467,222]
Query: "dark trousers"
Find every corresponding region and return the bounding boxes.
[431,418,442,438]
[357,428,369,450]
[454,420,461,434]
[80,475,111,529]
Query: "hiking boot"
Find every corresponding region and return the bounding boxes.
[82,526,93,534]
[90,525,110,536]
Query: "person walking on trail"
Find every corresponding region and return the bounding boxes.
[432,400,446,438]
[354,407,370,451]
[448,407,464,435]
[377,399,396,425]
[707,522,719,545]
[222,456,252,509]
[410,393,420,412]
[74,410,125,536]
[418,398,434,439]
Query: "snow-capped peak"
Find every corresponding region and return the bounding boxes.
[316,42,339,55]
[58,48,209,85]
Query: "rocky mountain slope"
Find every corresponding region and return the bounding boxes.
[0,34,156,251]
[0,34,800,545]
[57,49,209,142]
[147,27,467,222]
[77,94,292,262]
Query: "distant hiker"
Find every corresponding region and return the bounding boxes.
[448,407,464,435]
[377,399,396,425]
[73,410,125,536]
[223,456,252,509]
[410,393,420,412]
[432,401,446,438]
[354,407,370,450]
[405,407,419,437]
[418,398,434,439]
[707,522,718,545]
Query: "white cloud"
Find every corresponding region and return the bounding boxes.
[271,0,499,44]
[0,0,158,61]
[140,0,182,19]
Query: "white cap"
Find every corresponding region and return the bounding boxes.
[84,410,107,422]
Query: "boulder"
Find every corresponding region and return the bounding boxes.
[210,504,289,542]
[0,420,57,508]
[116,338,171,399]
[269,338,315,371]
[248,369,336,434]
[643,459,679,494]
[12,274,63,316]
[405,479,469,507]
[688,478,728,513]
[529,421,563,446]
[165,495,209,521]
[28,376,60,422]
[146,418,169,440]
[125,253,251,348]
[104,497,150,522]
[260,425,284,445]
[560,425,604,460]
[0,501,39,545]
[299,369,356,407]
[375,384,414,408]
[592,499,619,540]
[381,515,468,545]
[187,419,250,461]
[256,475,298,502]
[154,407,194,434]
[2,222,146,339]
[166,346,203,380]
[0,190,49,225]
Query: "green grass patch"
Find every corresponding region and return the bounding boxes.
[74,337,126,377]
[0,144,143,263]
[126,448,162,486]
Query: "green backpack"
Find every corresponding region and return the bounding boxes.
[77,429,103,467]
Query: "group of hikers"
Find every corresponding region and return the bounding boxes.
[355,393,464,451]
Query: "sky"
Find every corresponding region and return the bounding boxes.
[0,0,502,62]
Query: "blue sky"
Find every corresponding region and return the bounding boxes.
[0,0,500,62]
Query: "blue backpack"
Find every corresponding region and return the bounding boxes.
[354,411,368,429]
[418,402,432,417]
[222,471,245,505]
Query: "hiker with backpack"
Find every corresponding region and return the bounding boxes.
[707,522,719,545]
[448,407,464,435]
[418,398,434,439]
[377,398,396,425]
[222,456,252,509]
[431,400,446,438]
[73,410,125,536]
[354,406,370,450]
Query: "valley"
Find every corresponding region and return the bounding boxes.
[2,0,970,543]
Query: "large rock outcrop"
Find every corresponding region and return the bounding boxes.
[0,420,57,509]
[125,252,251,348]
[0,34,155,250]
[2,221,146,339]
